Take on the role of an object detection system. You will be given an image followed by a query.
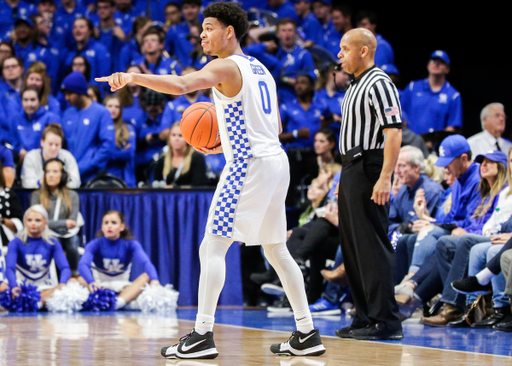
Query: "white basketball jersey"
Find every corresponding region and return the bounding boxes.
[212,55,283,162]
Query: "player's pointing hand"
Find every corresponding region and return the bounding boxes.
[95,72,133,92]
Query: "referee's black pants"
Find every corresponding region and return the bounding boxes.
[337,150,402,331]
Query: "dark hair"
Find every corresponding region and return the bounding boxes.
[142,26,164,44]
[165,1,181,11]
[258,31,280,46]
[315,128,338,154]
[98,210,134,240]
[88,85,103,104]
[73,17,95,35]
[97,0,115,5]
[3,55,23,68]
[277,18,297,29]
[459,150,472,161]
[42,123,65,141]
[0,41,15,56]
[332,4,353,17]
[355,10,378,25]
[70,55,91,81]
[203,2,249,40]
[21,85,41,102]
[182,0,201,6]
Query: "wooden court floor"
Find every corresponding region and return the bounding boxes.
[1,312,512,366]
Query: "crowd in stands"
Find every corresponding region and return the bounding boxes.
[1,0,512,331]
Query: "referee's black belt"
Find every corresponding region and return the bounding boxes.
[340,147,383,165]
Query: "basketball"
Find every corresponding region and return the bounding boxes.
[180,102,220,149]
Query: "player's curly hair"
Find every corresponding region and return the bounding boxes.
[203,2,249,40]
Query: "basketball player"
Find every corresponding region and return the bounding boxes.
[96,2,326,360]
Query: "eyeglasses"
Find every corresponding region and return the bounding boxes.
[2,64,20,70]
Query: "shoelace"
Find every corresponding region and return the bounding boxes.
[172,332,192,347]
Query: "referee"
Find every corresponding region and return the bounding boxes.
[334,28,403,340]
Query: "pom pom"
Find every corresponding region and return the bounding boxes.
[82,287,117,312]
[0,280,41,313]
[137,284,179,314]
[389,230,402,251]
[46,282,90,313]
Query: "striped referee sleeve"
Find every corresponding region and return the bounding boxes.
[369,79,403,128]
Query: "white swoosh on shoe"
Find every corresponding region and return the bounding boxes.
[299,333,316,344]
[181,339,207,352]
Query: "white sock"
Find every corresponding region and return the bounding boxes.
[195,314,214,334]
[115,296,126,310]
[294,309,314,334]
[475,268,494,285]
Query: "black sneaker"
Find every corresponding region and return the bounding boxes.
[270,329,326,356]
[267,298,291,312]
[161,330,219,359]
[349,324,404,340]
[451,276,492,295]
[334,325,360,338]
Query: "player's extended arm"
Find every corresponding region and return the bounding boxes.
[95,58,240,95]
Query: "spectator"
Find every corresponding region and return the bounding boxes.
[160,66,212,141]
[135,26,182,76]
[6,61,61,117]
[312,0,334,36]
[0,0,36,41]
[188,23,211,70]
[87,85,103,104]
[355,10,394,67]
[117,65,145,126]
[104,95,136,187]
[64,18,111,93]
[163,2,183,32]
[0,41,15,72]
[10,86,60,161]
[153,121,207,187]
[61,71,115,183]
[91,0,126,72]
[274,18,317,101]
[294,0,322,47]
[468,103,511,156]
[1,56,24,107]
[164,0,202,69]
[30,159,82,274]
[53,0,90,51]
[0,146,14,188]
[77,210,161,310]
[134,89,167,184]
[388,146,445,236]
[315,64,350,124]
[400,50,462,135]
[265,0,299,23]
[113,0,145,37]
[4,205,72,306]
[304,128,340,186]
[322,5,353,58]
[498,249,512,331]
[0,163,23,247]
[118,16,152,72]
[21,123,81,189]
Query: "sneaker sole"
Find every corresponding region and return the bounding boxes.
[350,334,404,341]
[450,283,491,295]
[161,348,219,359]
[267,307,292,313]
[271,344,326,356]
[261,284,285,296]
[311,309,342,316]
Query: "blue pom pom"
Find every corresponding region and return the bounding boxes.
[81,288,117,312]
[0,280,41,313]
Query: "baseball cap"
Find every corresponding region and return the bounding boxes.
[430,50,450,66]
[61,71,89,95]
[380,64,399,75]
[14,18,34,28]
[475,150,508,167]
[435,134,470,167]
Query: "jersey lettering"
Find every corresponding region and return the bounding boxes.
[103,258,124,273]
[251,64,266,75]
[26,254,47,272]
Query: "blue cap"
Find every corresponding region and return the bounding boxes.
[430,50,450,66]
[380,64,399,75]
[61,71,88,95]
[475,150,508,167]
[435,134,470,167]
[313,0,331,4]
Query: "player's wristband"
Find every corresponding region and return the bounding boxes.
[292,130,298,139]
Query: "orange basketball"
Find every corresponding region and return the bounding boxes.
[180,102,220,149]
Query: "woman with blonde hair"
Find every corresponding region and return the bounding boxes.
[18,61,61,115]
[3,205,72,306]
[104,95,136,187]
[153,122,207,187]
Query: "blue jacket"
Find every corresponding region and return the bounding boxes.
[62,101,115,182]
[106,123,137,188]
[134,112,166,166]
[119,39,142,72]
[64,39,112,89]
[443,162,481,226]
[462,187,505,234]
[400,78,463,135]
[321,23,343,59]
[5,237,71,286]
[78,237,158,284]
[7,93,62,118]
[280,96,331,150]
[11,107,60,152]
[165,22,194,68]
[300,12,324,45]
[131,54,182,76]
[275,45,317,101]
[374,34,395,67]
[0,1,35,41]
[389,175,445,235]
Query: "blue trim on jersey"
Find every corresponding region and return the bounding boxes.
[224,101,253,160]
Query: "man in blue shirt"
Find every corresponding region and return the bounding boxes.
[114,0,145,37]
[64,18,112,94]
[0,56,24,116]
[164,0,202,69]
[60,71,115,183]
[321,5,352,59]
[265,0,300,23]
[389,146,445,235]
[274,18,317,101]
[133,27,182,76]
[53,0,90,51]
[355,10,394,67]
[293,0,321,46]
[0,0,35,41]
[400,50,463,135]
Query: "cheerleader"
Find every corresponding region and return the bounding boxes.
[77,210,160,309]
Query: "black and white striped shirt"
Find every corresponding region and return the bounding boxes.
[339,66,402,155]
